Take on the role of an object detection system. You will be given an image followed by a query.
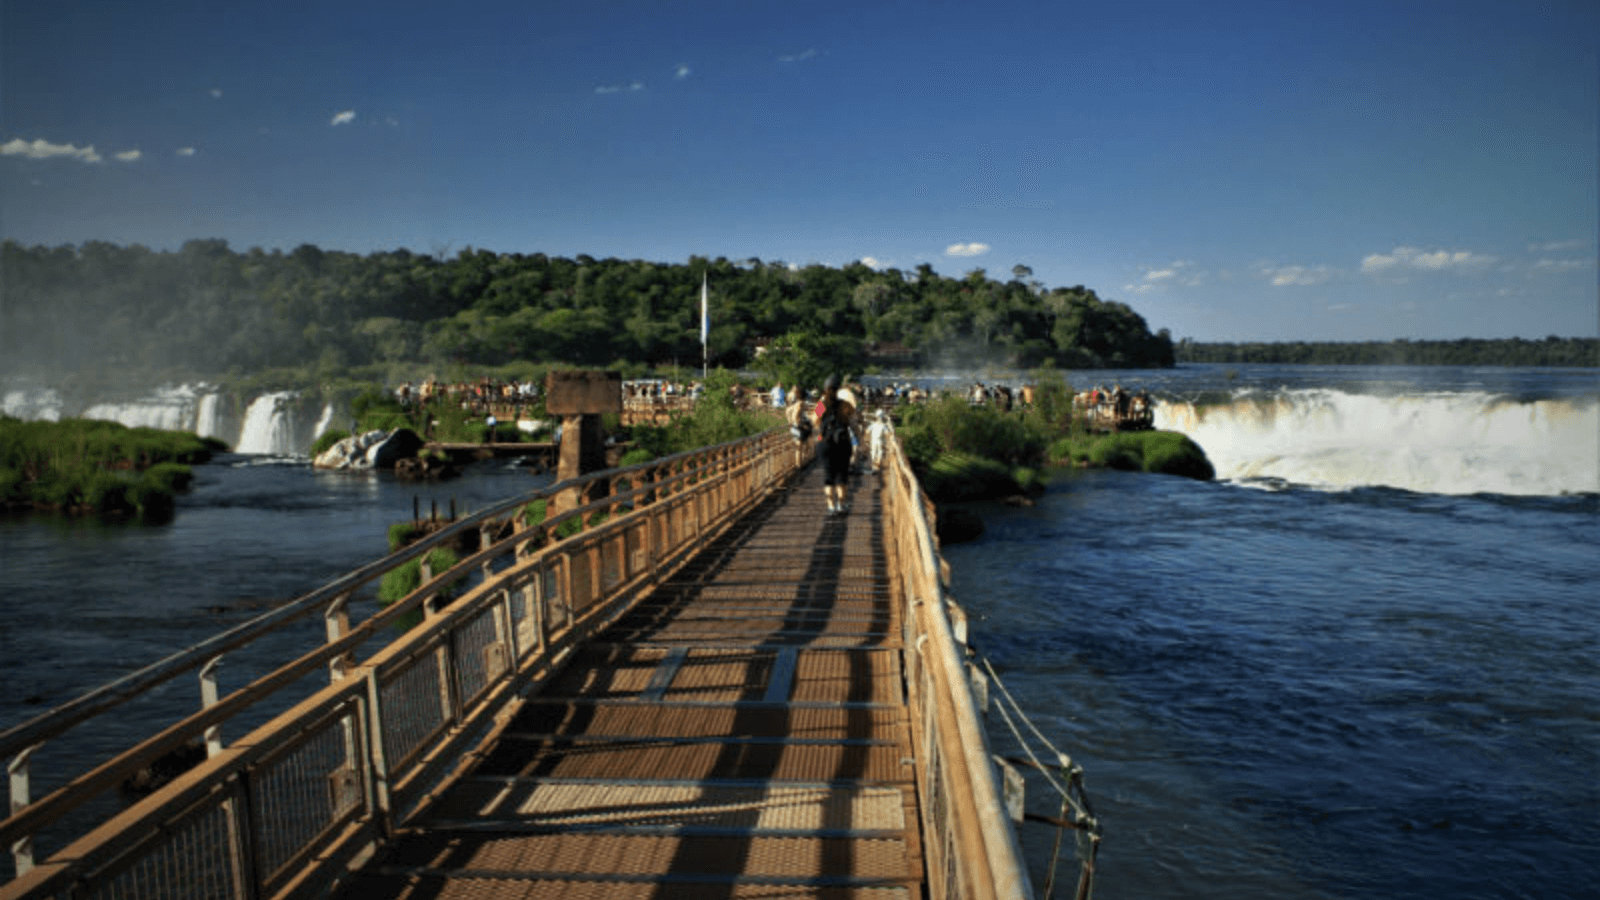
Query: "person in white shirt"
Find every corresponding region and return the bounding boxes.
[866,409,893,474]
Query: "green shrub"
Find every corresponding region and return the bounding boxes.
[921,452,1021,502]
[1049,431,1214,480]
[377,547,462,631]
[82,471,134,513]
[127,479,176,522]
[387,520,427,551]
[142,462,193,492]
[310,429,349,458]
[618,447,654,467]
[0,466,21,502]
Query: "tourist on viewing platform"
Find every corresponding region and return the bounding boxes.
[771,383,786,409]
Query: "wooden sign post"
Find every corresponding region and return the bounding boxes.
[544,370,622,516]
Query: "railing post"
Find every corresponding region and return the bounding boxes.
[200,655,224,756]
[325,592,353,682]
[8,744,38,876]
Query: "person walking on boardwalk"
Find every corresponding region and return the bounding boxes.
[786,386,813,467]
[866,409,893,475]
[817,374,856,515]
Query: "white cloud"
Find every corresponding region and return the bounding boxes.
[1361,246,1494,274]
[595,82,645,94]
[1122,283,1156,294]
[1143,269,1175,281]
[113,149,141,162]
[330,110,356,126]
[674,63,691,79]
[1360,252,1400,273]
[210,88,222,98]
[945,242,990,258]
[861,256,884,269]
[176,147,196,156]
[778,48,817,63]
[2,137,103,163]
[1258,263,1332,287]
[1528,239,1584,253]
[1532,258,1593,272]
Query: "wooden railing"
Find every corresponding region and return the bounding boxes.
[1,425,1033,900]
[882,436,1035,900]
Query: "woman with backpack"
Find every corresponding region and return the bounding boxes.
[817,374,858,515]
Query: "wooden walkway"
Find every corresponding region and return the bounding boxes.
[336,463,923,899]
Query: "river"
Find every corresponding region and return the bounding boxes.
[2,364,1597,898]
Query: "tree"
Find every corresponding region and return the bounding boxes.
[752,329,864,390]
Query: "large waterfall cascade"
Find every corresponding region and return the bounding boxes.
[1155,388,1598,495]
[2,383,339,458]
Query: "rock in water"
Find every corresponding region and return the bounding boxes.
[367,428,424,468]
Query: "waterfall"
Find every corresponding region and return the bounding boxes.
[80,385,202,431]
[1155,389,1600,496]
[2,386,64,422]
[236,391,300,456]
[195,392,226,441]
[311,403,336,444]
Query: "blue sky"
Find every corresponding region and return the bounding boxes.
[2,0,1595,342]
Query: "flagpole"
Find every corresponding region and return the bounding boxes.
[700,272,709,379]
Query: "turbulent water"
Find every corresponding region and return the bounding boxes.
[2,364,1597,898]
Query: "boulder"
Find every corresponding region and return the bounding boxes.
[366,428,425,469]
[313,429,424,470]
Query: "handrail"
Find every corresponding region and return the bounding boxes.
[882,435,1035,900]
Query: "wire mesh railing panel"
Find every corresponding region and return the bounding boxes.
[601,534,623,593]
[542,564,568,634]
[81,790,241,900]
[569,552,594,612]
[248,706,365,885]
[377,650,448,771]
[450,604,505,710]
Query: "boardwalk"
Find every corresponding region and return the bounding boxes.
[337,464,923,899]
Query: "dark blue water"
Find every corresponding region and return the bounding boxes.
[943,469,1599,899]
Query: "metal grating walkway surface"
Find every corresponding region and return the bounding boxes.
[338,462,922,900]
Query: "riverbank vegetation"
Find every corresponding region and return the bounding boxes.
[0,416,224,521]
[895,370,1212,503]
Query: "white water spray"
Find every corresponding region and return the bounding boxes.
[236,391,299,456]
[1156,390,1599,496]
[81,385,203,432]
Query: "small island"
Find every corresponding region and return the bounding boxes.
[0,416,225,522]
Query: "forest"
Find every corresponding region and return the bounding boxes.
[0,239,1175,386]
[1176,337,1597,367]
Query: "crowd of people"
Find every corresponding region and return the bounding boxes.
[1075,384,1154,430]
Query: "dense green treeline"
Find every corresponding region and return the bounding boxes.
[1176,337,1598,367]
[1,239,1175,383]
